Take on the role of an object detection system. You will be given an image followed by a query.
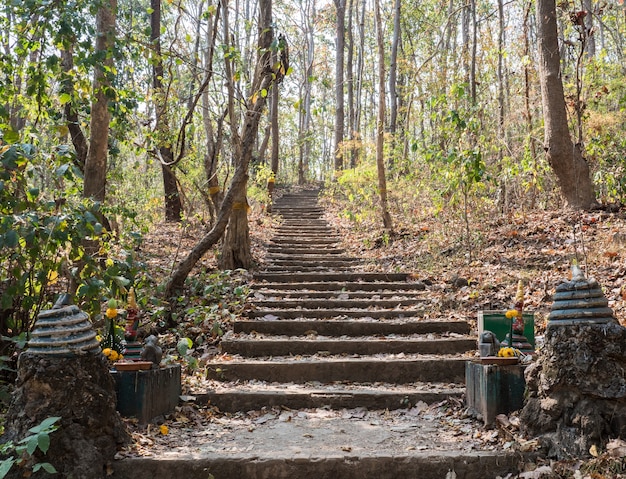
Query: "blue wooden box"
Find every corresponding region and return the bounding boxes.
[111,364,181,424]
[465,361,526,427]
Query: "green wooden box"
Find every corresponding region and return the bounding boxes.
[112,364,181,424]
[478,310,535,350]
[465,361,526,427]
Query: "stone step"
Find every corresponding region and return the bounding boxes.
[262,261,358,269]
[264,257,357,264]
[261,265,358,273]
[260,267,354,273]
[254,272,413,283]
[252,298,425,309]
[253,281,427,292]
[281,219,328,224]
[266,247,347,255]
[195,382,464,412]
[112,447,519,479]
[247,309,424,319]
[206,356,467,383]
[234,319,471,336]
[270,238,341,245]
[270,233,341,240]
[253,290,426,299]
[220,336,476,357]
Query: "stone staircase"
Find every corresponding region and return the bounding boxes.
[113,188,520,479]
[204,189,475,412]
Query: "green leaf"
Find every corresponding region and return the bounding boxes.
[37,433,51,454]
[260,89,268,98]
[25,436,38,455]
[28,416,61,434]
[32,462,57,474]
[4,230,18,248]
[0,457,16,478]
[146,7,154,14]
[55,163,70,177]
[177,337,192,356]
[59,93,71,105]
[2,129,19,144]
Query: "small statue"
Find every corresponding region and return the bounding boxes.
[141,335,162,366]
[479,330,500,357]
[124,288,140,341]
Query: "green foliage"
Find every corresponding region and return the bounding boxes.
[325,164,379,227]
[170,270,249,350]
[0,143,147,343]
[0,416,60,478]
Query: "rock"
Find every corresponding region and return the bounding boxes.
[2,352,130,478]
[141,335,163,365]
[520,322,626,459]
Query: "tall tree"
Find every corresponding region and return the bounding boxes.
[83,0,116,203]
[333,0,346,171]
[150,0,183,222]
[374,0,393,231]
[536,0,596,209]
[388,0,401,137]
[298,0,315,182]
[166,0,277,298]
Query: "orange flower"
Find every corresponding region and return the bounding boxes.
[105,308,118,319]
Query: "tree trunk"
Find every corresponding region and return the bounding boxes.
[536,0,597,209]
[84,0,116,203]
[151,0,183,222]
[165,0,275,299]
[270,61,279,178]
[202,4,225,219]
[346,0,356,169]
[353,0,366,167]
[61,46,88,173]
[388,0,400,136]
[219,0,275,271]
[333,0,346,171]
[374,0,393,231]
[583,0,595,58]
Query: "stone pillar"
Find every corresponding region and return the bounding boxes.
[520,266,626,459]
[2,295,129,478]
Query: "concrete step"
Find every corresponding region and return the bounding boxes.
[247,309,425,319]
[206,356,467,383]
[254,272,413,282]
[252,290,426,299]
[252,298,425,309]
[195,381,465,411]
[112,442,519,479]
[266,248,348,255]
[264,256,357,264]
[220,336,476,357]
[261,265,359,273]
[270,238,341,245]
[253,281,427,292]
[234,319,471,336]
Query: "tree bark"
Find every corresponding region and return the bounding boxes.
[374,0,393,231]
[150,0,183,222]
[333,0,346,171]
[301,0,315,180]
[389,0,400,136]
[536,0,597,209]
[84,0,116,203]
[61,46,88,172]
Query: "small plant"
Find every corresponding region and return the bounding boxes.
[0,416,60,478]
[176,337,198,371]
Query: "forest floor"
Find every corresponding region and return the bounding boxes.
[123,187,626,478]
